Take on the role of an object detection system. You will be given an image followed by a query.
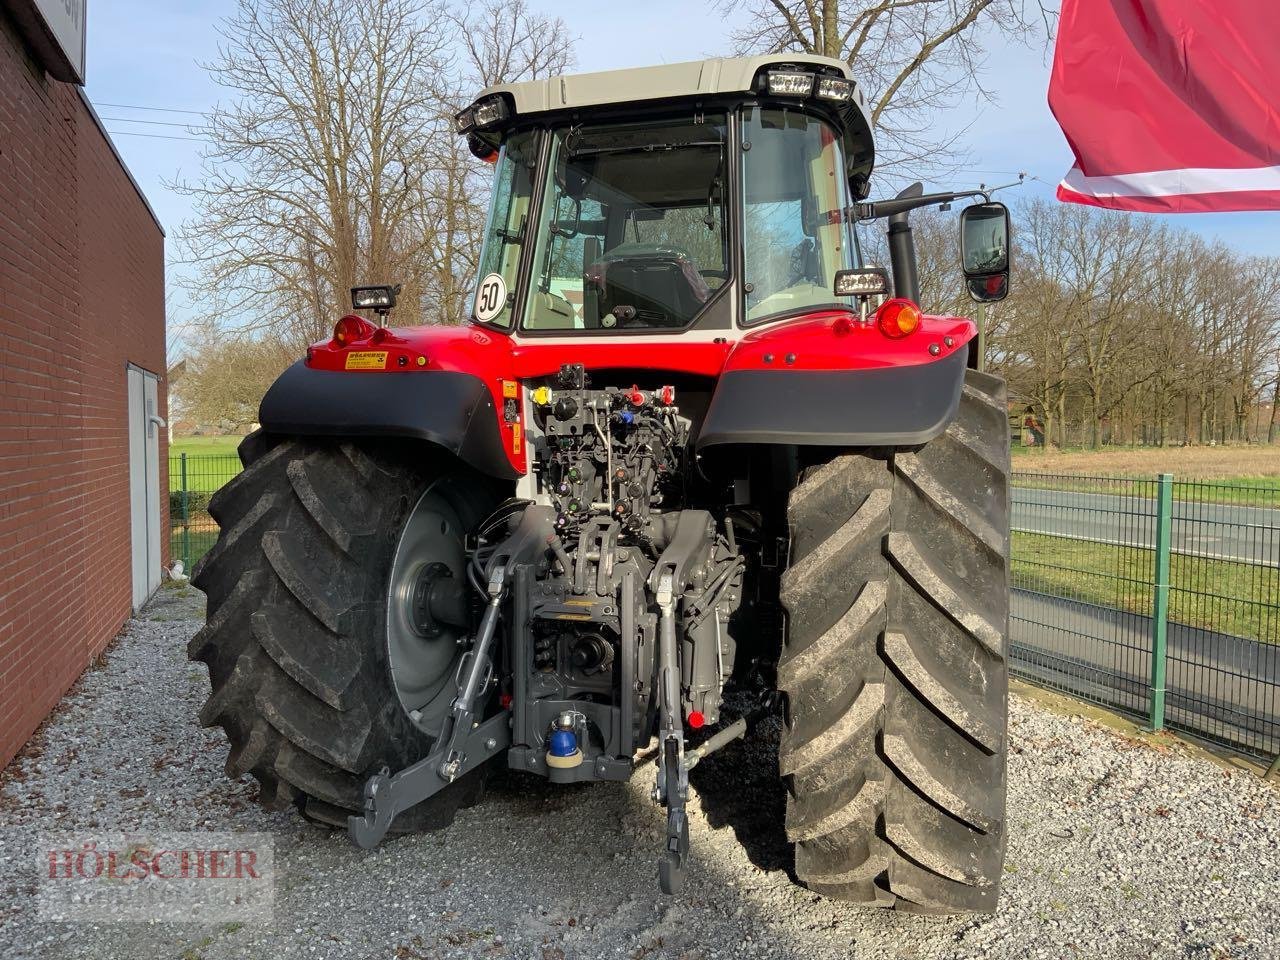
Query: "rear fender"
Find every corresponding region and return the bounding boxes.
[258,362,522,480]
[696,311,974,451]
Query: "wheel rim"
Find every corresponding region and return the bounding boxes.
[386,484,470,735]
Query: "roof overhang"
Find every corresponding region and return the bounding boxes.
[2,0,87,83]
[465,54,877,190]
[481,55,863,115]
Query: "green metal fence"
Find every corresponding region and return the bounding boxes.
[169,452,243,575]
[1011,471,1279,759]
[168,452,1279,759]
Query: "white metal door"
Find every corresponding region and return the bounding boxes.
[128,366,164,611]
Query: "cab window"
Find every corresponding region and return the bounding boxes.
[471,131,538,328]
[741,106,859,323]
[525,115,729,331]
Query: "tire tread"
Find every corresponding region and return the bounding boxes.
[780,370,1010,913]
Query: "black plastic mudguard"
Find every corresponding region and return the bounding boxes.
[696,348,967,451]
[258,361,519,480]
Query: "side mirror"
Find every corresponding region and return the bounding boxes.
[960,202,1010,303]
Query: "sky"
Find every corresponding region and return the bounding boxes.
[81,0,1280,341]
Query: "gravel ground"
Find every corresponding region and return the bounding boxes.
[1,584,1278,960]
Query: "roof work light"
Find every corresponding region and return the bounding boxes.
[455,95,511,135]
[766,70,815,97]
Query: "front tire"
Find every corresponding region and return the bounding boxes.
[778,370,1010,912]
[189,436,502,830]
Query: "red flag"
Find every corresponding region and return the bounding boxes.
[1049,0,1280,213]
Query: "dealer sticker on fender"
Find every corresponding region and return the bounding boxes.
[345,351,388,370]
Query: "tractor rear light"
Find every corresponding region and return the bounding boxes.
[333,314,376,347]
[875,298,922,339]
[766,70,815,97]
[815,76,854,102]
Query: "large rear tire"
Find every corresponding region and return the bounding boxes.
[189,435,503,831]
[778,370,1010,913]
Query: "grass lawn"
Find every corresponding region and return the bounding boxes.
[168,436,244,493]
[170,435,245,456]
[1012,445,1280,505]
[1011,443,1280,483]
[1013,531,1279,644]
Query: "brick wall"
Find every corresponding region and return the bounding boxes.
[0,9,167,769]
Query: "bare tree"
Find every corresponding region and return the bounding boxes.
[425,0,575,322]
[172,329,297,428]
[1001,202,1074,451]
[720,0,1053,176]
[979,198,1280,449]
[448,0,574,89]
[174,0,456,348]
[174,0,575,348]
[1267,346,1280,444]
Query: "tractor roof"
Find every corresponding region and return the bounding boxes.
[477,54,869,119]
[471,54,876,189]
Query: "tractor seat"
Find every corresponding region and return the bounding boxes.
[585,243,711,327]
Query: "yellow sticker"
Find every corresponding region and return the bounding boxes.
[511,422,522,453]
[502,380,518,398]
[345,351,388,370]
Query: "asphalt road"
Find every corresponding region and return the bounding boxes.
[1012,487,1280,566]
[1011,588,1279,755]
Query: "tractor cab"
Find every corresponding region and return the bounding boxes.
[457,56,881,336]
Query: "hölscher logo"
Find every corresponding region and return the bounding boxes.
[39,832,274,922]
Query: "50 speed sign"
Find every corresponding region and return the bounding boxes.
[474,273,508,322]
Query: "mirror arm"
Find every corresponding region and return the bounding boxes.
[886,210,920,305]
[853,188,990,222]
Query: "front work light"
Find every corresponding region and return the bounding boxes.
[766,70,815,97]
[816,76,854,102]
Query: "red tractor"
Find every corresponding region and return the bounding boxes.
[191,54,1012,913]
